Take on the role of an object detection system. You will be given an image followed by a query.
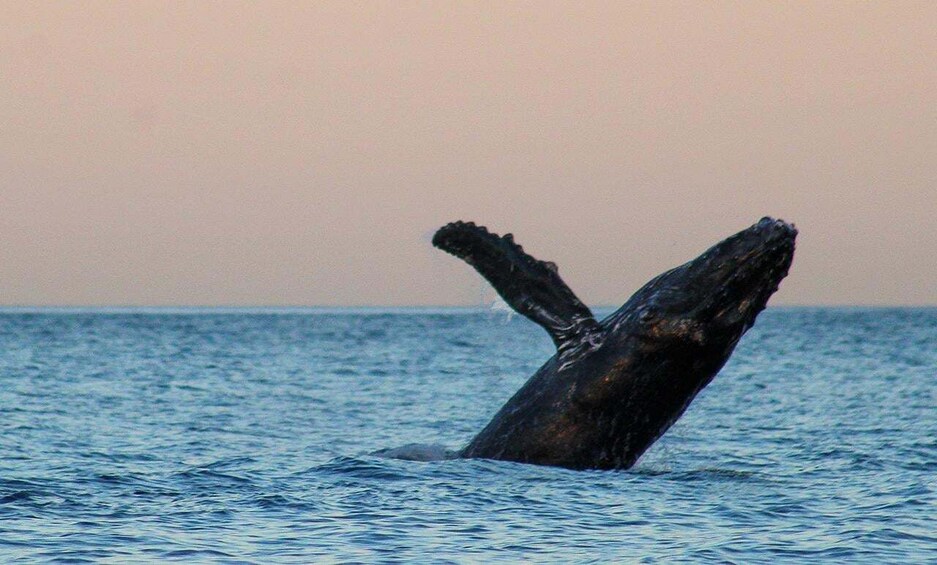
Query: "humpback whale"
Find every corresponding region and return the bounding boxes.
[433,217,796,470]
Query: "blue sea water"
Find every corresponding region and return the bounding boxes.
[0,307,934,563]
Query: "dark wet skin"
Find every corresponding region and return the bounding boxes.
[433,217,796,470]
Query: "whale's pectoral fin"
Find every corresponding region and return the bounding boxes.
[433,221,602,351]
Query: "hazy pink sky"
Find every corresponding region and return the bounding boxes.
[1,2,934,306]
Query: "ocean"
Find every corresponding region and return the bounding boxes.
[0,307,934,563]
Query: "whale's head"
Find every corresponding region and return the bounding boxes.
[609,217,797,350]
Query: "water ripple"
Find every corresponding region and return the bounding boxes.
[0,308,933,562]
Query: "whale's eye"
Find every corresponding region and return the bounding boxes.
[639,308,657,323]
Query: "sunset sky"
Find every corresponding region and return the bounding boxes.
[1,1,934,306]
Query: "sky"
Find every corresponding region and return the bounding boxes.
[1,1,934,307]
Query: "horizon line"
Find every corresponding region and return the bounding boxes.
[0,304,934,313]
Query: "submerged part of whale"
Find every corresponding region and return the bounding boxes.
[433,217,796,470]
[371,444,459,462]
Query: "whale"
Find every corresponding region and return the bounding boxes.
[433,217,796,470]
